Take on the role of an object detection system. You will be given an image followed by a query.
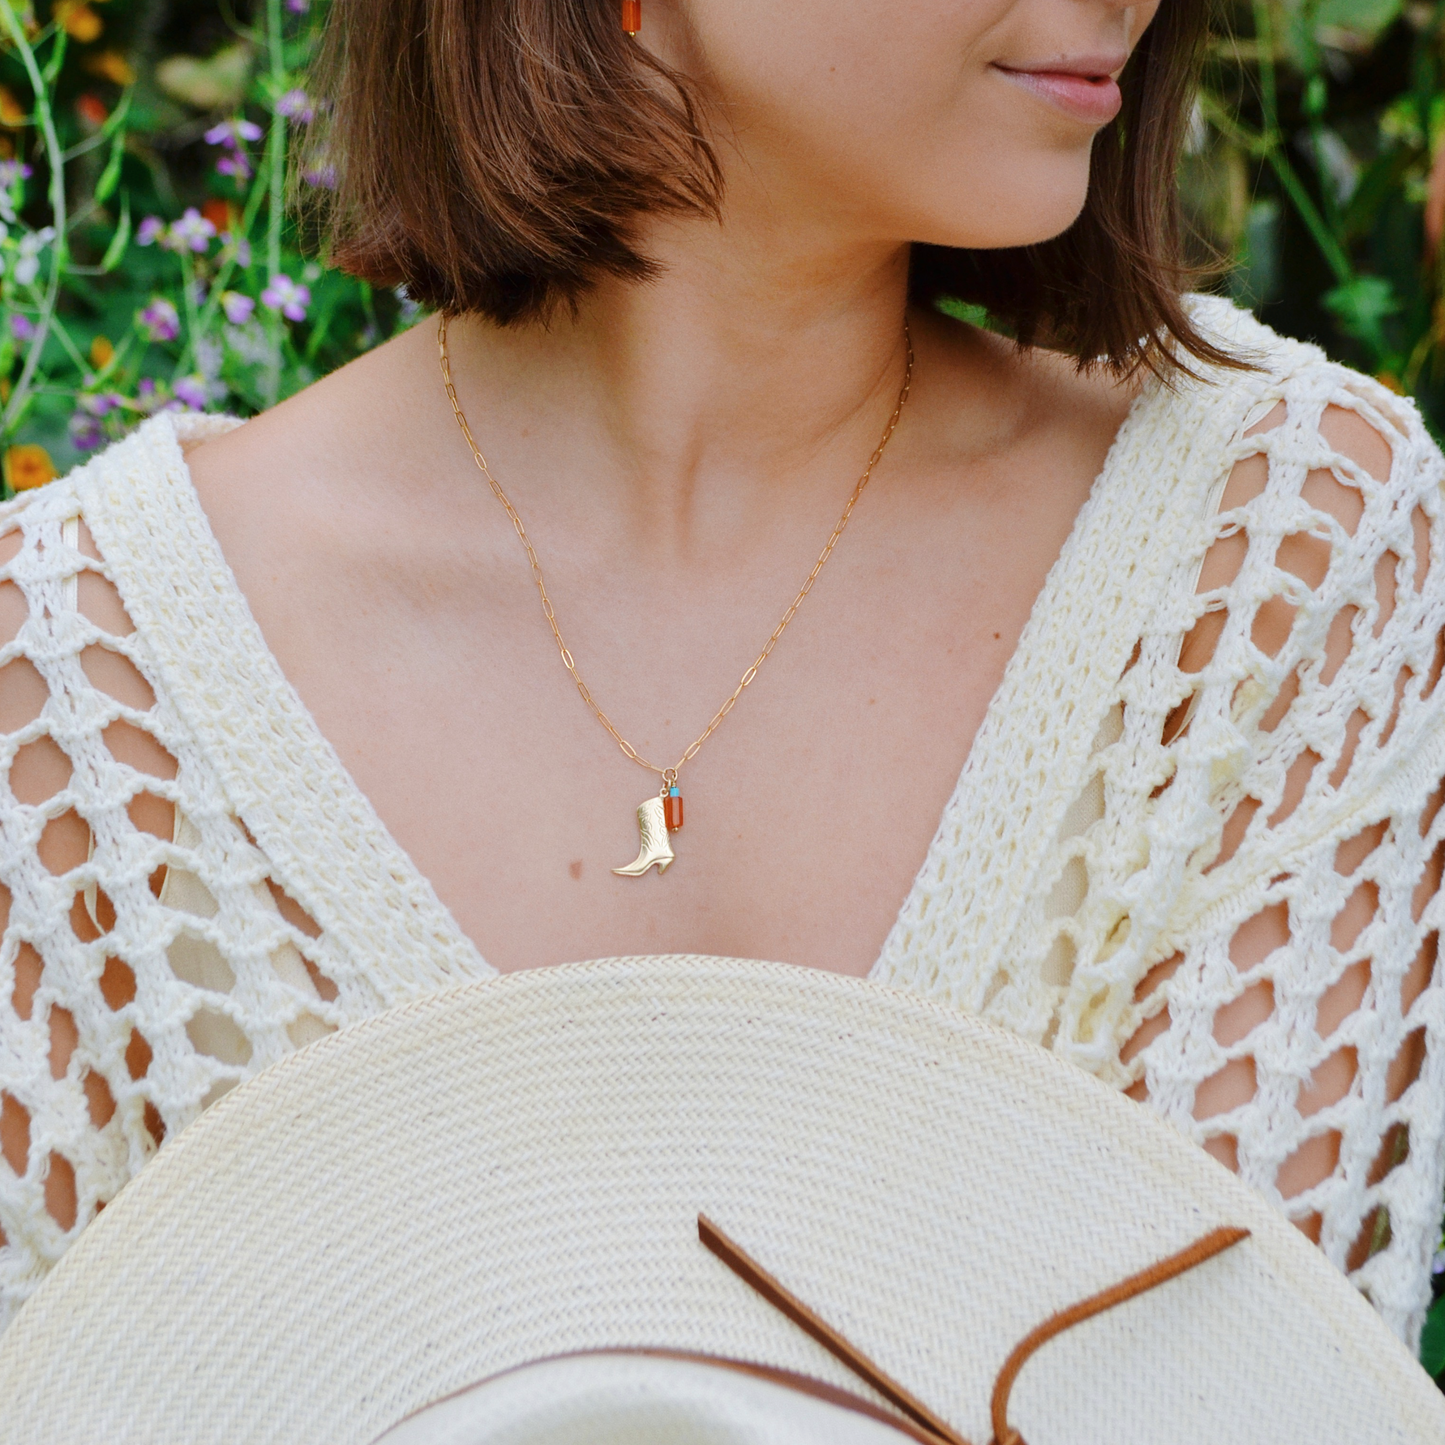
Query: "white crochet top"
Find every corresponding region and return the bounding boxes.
[2,298,1444,1348]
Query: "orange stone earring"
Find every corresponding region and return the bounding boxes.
[622,0,641,35]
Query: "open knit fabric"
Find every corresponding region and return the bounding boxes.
[1,297,1443,1347]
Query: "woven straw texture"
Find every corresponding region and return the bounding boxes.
[0,957,1439,1445]
[2,296,1445,1345]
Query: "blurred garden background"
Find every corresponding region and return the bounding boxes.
[1,0,1444,1377]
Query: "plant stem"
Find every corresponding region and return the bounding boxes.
[1251,0,1353,286]
[1253,0,1280,136]
[31,300,92,380]
[1402,328,1434,395]
[175,249,203,381]
[263,0,287,407]
[1265,150,1353,284]
[190,146,274,352]
[0,10,68,443]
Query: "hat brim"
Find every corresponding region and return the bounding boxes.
[0,956,1439,1443]
[376,1351,939,1444]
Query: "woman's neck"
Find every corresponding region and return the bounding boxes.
[441,214,916,554]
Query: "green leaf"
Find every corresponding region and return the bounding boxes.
[38,27,66,85]
[94,130,125,205]
[1231,198,1282,307]
[100,89,133,140]
[1314,0,1404,43]
[98,195,130,275]
[1420,1293,1445,1377]
[1322,275,1402,357]
[936,298,994,329]
[937,298,989,325]
[1341,150,1411,240]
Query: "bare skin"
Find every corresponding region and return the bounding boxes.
[186,306,1132,977]
[181,0,1153,977]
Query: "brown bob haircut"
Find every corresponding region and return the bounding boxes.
[310,0,1235,376]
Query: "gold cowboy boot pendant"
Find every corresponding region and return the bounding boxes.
[614,780,683,877]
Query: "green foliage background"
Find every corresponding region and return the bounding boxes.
[1188,0,1442,417]
[1,0,1444,1376]
[0,0,409,484]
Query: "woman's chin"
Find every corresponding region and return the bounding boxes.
[905,158,1092,252]
[917,198,1090,253]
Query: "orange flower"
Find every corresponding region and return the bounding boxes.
[201,198,235,234]
[0,86,26,129]
[90,335,115,370]
[75,93,108,128]
[55,2,103,43]
[3,445,57,493]
[84,51,136,87]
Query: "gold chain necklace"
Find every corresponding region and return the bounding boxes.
[437,313,914,876]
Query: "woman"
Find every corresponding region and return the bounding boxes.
[1,0,1442,1354]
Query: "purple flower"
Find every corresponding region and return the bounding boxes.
[207,118,261,183]
[139,298,180,343]
[286,0,309,11]
[69,413,107,451]
[275,89,315,124]
[136,215,166,247]
[216,151,254,182]
[129,377,171,417]
[173,375,209,411]
[300,162,337,190]
[0,161,32,187]
[171,207,218,254]
[9,313,37,342]
[78,391,122,417]
[260,274,310,322]
[220,290,256,325]
[204,118,264,148]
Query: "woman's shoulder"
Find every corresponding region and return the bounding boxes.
[183,320,441,513]
[1103,297,1444,569]
[2,320,432,654]
[1,410,245,561]
[1171,294,1435,476]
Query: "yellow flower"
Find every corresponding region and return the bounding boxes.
[1374,373,1405,396]
[3,445,57,493]
[55,2,103,43]
[84,51,136,87]
[90,335,115,369]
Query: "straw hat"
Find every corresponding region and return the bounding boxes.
[1,956,1440,1444]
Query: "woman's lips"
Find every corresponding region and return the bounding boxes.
[994,65,1124,126]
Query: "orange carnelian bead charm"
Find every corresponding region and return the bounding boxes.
[664,785,683,832]
[621,0,641,35]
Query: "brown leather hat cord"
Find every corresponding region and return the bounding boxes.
[698,1213,1251,1445]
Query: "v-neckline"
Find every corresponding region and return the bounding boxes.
[872,367,1193,997]
[77,375,1179,998]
